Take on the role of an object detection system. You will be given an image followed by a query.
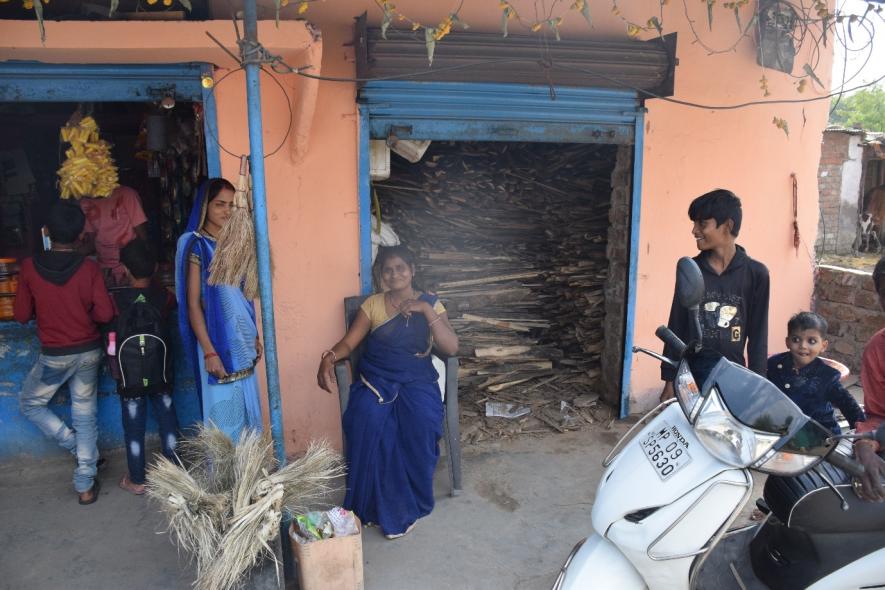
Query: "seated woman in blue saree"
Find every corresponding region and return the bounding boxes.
[317,246,459,539]
[175,178,263,441]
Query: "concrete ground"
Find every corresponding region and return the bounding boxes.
[0,417,765,590]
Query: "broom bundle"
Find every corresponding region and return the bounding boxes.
[208,155,259,299]
[146,425,345,590]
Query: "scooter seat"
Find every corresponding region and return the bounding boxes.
[765,460,885,534]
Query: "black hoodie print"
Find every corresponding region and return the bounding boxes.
[661,245,770,382]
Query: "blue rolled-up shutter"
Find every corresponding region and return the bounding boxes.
[360,81,640,144]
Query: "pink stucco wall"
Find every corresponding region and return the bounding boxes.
[299,0,833,414]
[0,1,833,450]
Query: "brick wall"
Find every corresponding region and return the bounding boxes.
[816,131,854,253]
[601,145,632,404]
[813,265,884,373]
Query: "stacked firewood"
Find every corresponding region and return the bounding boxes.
[376,142,618,443]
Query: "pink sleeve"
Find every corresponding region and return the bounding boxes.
[121,187,148,228]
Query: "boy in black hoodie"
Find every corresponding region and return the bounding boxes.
[660,189,770,401]
[15,201,114,505]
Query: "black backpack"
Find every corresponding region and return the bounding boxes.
[111,290,171,398]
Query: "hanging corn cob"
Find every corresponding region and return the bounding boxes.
[57,115,119,199]
[208,156,259,299]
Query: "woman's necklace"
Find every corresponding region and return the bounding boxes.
[387,289,416,307]
[386,289,416,325]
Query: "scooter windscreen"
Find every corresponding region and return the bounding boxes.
[692,357,833,474]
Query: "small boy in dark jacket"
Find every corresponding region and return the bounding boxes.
[112,238,179,495]
[767,311,865,434]
[15,201,114,505]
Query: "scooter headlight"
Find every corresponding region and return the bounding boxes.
[751,420,832,475]
[674,361,702,422]
[695,388,779,467]
[753,450,820,475]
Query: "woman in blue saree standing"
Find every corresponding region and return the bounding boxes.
[175,178,263,441]
[317,246,459,539]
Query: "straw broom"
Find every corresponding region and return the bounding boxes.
[208,155,259,299]
[146,425,345,590]
[146,456,229,572]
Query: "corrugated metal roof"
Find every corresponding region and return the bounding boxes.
[824,125,866,135]
[355,17,676,98]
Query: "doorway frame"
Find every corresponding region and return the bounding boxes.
[0,61,221,459]
[357,81,645,417]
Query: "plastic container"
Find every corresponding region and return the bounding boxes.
[0,297,13,320]
[0,258,19,320]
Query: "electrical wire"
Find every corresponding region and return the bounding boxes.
[277,57,547,82]
[286,56,885,111]
[828,4,879,117]
[202,65,294,159]
[207,2,885,118]
[556,62,885,110]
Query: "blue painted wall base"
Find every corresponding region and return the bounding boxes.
[0,320,200,463]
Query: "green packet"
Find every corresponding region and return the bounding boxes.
[294,511,334,541]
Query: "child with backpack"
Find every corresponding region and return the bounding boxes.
[110,238,178,495]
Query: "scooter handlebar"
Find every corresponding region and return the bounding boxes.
[826,449,865,479]
[655,325,687,358]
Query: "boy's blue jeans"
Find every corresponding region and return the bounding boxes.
[121,393,179,484]
[19,349,102,493]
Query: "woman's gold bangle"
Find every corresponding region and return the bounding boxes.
[321,349,338,362]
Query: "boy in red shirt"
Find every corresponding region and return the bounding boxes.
[855,257,885,502]
[15,201,114,505]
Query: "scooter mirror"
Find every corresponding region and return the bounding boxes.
[676,257,705,310]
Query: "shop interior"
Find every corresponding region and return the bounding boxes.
[0,99,209,310]
[373,140,628,443]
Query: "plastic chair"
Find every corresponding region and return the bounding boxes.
[333,295,463,496]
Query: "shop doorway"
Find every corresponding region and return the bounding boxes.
[372,141,633,443]
[0,73,216,460]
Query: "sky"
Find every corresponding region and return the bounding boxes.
[831,0,885,90]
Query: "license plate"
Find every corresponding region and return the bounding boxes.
[639,421,692,481]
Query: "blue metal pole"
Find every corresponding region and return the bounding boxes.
[357,105,373,295]
[242,0,293,580]
[243,0,285,477]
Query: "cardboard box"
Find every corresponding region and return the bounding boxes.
[290,517,364,590]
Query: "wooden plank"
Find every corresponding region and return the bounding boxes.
[473,345,533,358]
[375,140,618,440]
[438,272,542,289]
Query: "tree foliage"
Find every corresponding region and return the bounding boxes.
[829,86,885,132]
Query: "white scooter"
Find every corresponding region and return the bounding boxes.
[553,257,885,590]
